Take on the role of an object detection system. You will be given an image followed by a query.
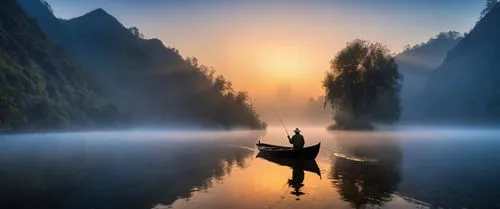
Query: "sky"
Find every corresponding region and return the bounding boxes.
[45,0,483,113]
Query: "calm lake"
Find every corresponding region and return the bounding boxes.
[1,126,500,209]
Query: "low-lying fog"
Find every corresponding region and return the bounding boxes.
[1,125,499,209]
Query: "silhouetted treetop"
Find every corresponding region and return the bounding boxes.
[128,27,144,39]
[402,31,463,53]
[40,0,53,14]
[481,0,499,18]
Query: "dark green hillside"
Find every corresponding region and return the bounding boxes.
[0,0,121,131]
[17,0,266,129]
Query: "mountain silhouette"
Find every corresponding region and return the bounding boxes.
[15,0,266,130]
[395,31,462,121]
[425,3,500,121]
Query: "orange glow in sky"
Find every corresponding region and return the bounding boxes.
[46,0,483,109]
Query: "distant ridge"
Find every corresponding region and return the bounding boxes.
[424,3,500,121]
[16,0,266,129]
[395,31,462,121]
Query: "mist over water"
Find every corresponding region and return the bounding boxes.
[1,126,499,209]
[3,0,500,209]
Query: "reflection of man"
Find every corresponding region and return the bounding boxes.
[288,128,305,150]
[288,167,305,199]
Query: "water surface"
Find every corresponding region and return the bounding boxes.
[1,126,499,209]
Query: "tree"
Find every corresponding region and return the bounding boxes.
[323,40,401,130]
[481,0,498,18]
[128,27,144,39]
[184,57,266,130]
[40,0,53,14]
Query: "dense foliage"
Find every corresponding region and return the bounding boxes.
[184,58,266,129]
[15,0,266,130]
[323,40,401,129]
[0,0,122,131]
[481,0,499,18]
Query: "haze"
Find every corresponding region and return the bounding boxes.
[45,0,482,122]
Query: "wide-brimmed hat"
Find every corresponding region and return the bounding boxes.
[293,128,301,133]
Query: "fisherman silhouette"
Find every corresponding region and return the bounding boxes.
[287,128,305,150]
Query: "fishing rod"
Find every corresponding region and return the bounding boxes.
[272,108,290,137]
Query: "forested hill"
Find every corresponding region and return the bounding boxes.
[395,32,462,120]
[425,2,500,121]
[16,0,266,130]
[0,0,122,131]
[397,32,462,72]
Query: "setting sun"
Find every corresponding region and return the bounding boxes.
[257,46,311,82]
[2,0,498,208]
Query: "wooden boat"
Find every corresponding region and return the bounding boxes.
[256,142,321,160]
[256,152,321,176]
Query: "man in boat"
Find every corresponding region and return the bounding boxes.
[288,128,305,150]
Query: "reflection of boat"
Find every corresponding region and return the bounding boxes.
[256,142,320,160]
[257,151,321,200]
[256,152,321,176]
